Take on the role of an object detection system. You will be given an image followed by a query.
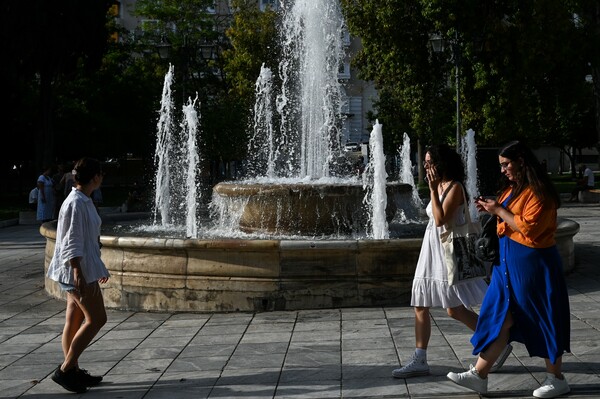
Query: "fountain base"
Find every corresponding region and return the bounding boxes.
[213,181,413,236]
[42,221,421,311]
[40,217,579,312]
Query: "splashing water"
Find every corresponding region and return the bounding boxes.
[149,1,419,239]
[398,133,423,210]
[248,64,276,178]
[461,128,479,220]
[365,120,388,239]
[152,64,202,236]
[258,0,345,179]
[182,95,201,238]
[153,65,174,226]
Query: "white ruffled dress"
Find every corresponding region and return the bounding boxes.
[411,199,488,308]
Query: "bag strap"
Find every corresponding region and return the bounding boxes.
[443,181,473,228]
[440,181,456,205]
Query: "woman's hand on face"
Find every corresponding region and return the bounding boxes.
[427,166,440,190]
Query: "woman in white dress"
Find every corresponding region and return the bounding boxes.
[392,144,489,378]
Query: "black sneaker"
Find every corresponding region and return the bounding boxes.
[51,366,88,393]
[77,368,103,387]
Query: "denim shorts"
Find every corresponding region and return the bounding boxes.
[57,281,77,293]
[58,281,101,297]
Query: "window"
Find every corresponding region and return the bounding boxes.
[260,0,277,11]
[338,61,350,80]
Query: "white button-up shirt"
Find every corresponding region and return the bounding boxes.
[47,187,110,285]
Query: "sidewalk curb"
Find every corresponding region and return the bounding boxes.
[0,218,19,228]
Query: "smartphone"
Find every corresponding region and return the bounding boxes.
[473,196,484,202]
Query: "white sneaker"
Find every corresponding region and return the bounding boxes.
[489,343,513,373]
[533,373,570,398]
[446,364,488,393]
[392,354,429,378]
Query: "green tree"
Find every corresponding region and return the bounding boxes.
[215,0,280,167]
[340,0,450,151]
[133,0,258,166]
[222,0,279,109]
[133,0,222,104]
[341,0,596,158]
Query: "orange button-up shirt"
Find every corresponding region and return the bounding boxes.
[497,186,557,248]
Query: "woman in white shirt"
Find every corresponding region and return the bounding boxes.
[47,157,110,394]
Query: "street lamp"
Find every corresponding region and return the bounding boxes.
[200,44,213,61]
[157,43,171,59]
[430,33,461,152]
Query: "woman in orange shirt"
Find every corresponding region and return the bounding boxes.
[447,141,570,398]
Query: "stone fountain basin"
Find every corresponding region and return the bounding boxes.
[41,217,579,312]
[213,181,412,236]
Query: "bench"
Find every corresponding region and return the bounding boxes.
[579,189,600,203]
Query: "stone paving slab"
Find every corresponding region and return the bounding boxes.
[0,204,599,398]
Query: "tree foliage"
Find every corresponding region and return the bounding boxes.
[222,0,279,109]
[133,0,252,163]
[133,0,223,103]
[341,0,597,156]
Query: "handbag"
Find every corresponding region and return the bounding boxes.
[440,183,487,286]
[475,214,499,264]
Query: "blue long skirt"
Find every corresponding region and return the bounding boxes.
[471,236,570,364]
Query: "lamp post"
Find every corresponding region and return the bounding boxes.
[157,43,171,59]
[430,33,461,152]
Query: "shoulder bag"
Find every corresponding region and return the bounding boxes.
[475,214,499,264]
[440,183,487,286]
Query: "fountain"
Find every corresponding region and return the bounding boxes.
[40,0,580,312]
[462,129,479,220]
[395,132,423,223]
[211,0,411,237]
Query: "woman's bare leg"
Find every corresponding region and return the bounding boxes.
[414,307,431,349]
[62,295,85,362]
[61,284,107,372]
[474,312,514,378]
[447,305,479,331]
[545,357,563,378]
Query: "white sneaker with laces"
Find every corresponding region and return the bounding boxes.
[392,354,429,378]
[490,343,513,373]
[446,364,488,393]
[533,373,570,398]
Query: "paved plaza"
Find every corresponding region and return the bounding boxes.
[0,203,599,398]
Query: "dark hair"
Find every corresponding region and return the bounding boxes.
[498,141,560,208]
[426,144,465,184]
[73,157,102,185]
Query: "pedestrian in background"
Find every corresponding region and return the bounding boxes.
[47,157,110,394]
[569,164,594,202]
[36,165,55,222]
[448,141,570,398]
